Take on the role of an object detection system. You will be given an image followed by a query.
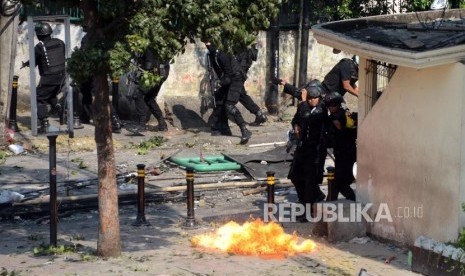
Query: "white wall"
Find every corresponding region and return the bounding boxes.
[357,61,465,245]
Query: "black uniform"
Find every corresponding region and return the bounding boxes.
[34,36,66,124]
[288,100,327,207]
[207,44,251,144]
[79,78,93,124]
[134,48,169,131]
[235,46,267,126]
[282,82,328,184]
[322,58,358,96]
[327,108,356,201]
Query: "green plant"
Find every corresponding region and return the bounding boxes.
[459,203,465,250]
[136,136,166,155]
[33,243,77,256]
[0,150,9,165]
[71,158,88,169]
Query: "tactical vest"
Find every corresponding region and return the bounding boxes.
[142,48,170,79]
[230,55,243,78]
[37,38,65,75]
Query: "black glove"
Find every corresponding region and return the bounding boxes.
[271,77,283,85]
[21,61,30,69]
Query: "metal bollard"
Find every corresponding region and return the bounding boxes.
[48,135,58,247]
[8,75,19,132]
[112,77,119,114]
[266,171,276,215]
[72,83,83,129]
[185,167,196,228]
[326,166,335,201]
[133,164,150,226]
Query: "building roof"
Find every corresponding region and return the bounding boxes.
[312,9,465,68]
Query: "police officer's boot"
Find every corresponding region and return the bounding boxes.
[250,110,267,126]
[156,119,168,132]
[38,119,49,134]
[111,113,122,133]
[239,123,252,145]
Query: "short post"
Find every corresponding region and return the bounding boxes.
[185,167,196,228]
[72,83,83,129]
[112,77,119,114]
[133,164,150,226]
[326,166,335,201]
[266,171,275,214]
[8,75,19,132]
[48,134,58,247]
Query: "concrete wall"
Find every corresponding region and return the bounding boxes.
[357,59,465,245]
[10,24,350,120]
[0,14,19,137]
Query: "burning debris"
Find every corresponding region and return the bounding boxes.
[191,218,316,257]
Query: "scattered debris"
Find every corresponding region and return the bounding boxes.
[248,141,286,148]
[8,144,23,155]
[349,237,371,244]
[385,255,396,264]
[0,190,25,204]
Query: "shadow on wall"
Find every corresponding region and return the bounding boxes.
[172,104,210,131]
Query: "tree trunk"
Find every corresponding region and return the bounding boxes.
[79,0,121,257]
[93,74,121,257]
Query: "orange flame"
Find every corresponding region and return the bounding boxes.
[191,218,316,256]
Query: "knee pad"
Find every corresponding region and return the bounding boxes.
[225,104,239,116]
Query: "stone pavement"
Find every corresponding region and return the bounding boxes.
[0,112,420,275]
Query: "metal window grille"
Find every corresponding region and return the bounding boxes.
[364,60,397,113]
[21,0,82,22]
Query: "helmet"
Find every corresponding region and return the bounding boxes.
[325,92,343,106]
[35,22,52,36]
[305,79,323,98]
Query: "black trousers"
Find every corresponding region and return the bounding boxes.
[210,85,230,131]
[36,80,64,120]
[329,146,356,201]
[239,87,260,115]
[134,85,165,125]
[288,144,325,205]
[144,85,165,125]
[79,78,93,122]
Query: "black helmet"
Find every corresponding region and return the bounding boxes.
[325,92,343,106]
[305,79,323,98]
[35,22,52,36]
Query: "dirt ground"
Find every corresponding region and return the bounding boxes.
[0,113,420,276]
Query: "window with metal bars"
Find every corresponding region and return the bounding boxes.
[364,60,397,113]
[20,0,82,22]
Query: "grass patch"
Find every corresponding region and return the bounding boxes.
[127,136,166,155]
[0,150,9,165]
[33,243,77,256]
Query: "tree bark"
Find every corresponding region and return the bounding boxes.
[94,74,121,257]
[79,0,121,257]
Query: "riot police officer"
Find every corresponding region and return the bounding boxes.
[133,47,169,131]
[235,45,267,126]
[321,58,359,98]
[325,92,356,201]
[205,42,252,144]
[29,22,66,133]
[276,78,328,185]
[287,84,327,221]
